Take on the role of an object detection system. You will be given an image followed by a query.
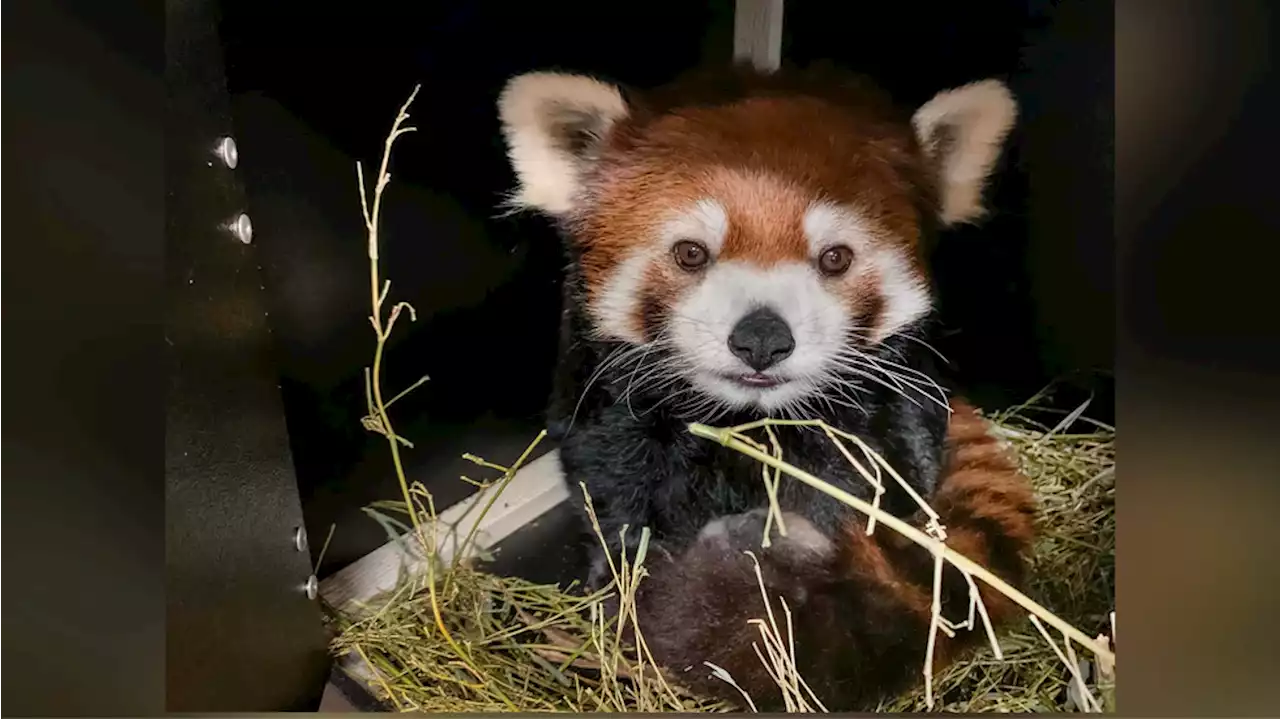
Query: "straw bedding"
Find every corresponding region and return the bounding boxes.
[326,397,1115,713]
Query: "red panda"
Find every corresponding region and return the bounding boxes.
[496,62,1035,711]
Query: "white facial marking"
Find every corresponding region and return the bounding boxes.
[589,200,729,343]
[661,199,729,254]
[804,201,931,342]
[871,250,932,340]
[591,249,652,343]
[803,202,877,256]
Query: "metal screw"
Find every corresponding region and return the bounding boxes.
[293,526,308,553]
[215,136,239,169]
[303,575,319,600]
[227,213,253,244]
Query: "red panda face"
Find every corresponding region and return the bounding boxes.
[499,67,1015,413]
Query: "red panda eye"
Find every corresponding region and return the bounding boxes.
[672,240,710,271]
[818,246,855,276]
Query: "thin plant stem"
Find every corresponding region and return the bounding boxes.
[355,85,515,709]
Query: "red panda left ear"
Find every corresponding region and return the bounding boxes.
[911,79,1017,227]
[497,71,630,217]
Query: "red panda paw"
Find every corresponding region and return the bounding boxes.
[630,509,845,708]
[696,507,836,565]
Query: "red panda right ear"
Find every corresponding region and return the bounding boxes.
[911,79,1017,227]
[497,72,630,217]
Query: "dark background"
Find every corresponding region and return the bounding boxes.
[216,0,1114,578]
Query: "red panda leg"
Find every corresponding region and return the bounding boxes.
[632,399,1038,711]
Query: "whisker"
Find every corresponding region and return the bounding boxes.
[833,364,929,409]
[823,385,866,415]
[565,330,679,433]
[841,325,909,362]
[639,384,701,417]
[623,332,677,419]
[834,358,936,404]
[833,356,948,406]
[564,343,639,434]
[856,361,950,410]
[816,379,869,415]
[887,330,950,364]
[848,350,951,390]
[622,368,691,411]
[843,323,950,367]
[833,353,915,394]
[828,345,951,410]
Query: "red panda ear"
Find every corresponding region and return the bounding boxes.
[911,79,1017,227]
[497,71,630,217]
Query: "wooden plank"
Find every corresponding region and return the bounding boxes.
[733,0,785,71]
[318,448,569,612]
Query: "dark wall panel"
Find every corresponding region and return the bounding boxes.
[166,0,331,710]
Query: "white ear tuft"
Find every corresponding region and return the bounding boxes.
[497,71,630,217]
[912,79,1017,226]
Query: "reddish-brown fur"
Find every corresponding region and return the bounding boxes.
[873,398,1038,667]
[633,398,1038,710]
[564,65,941,339]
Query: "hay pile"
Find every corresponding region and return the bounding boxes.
[326,398,1115,713]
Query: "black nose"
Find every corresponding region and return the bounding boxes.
[727,307,796,371]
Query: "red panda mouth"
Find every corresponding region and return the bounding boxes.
[726,372,785,389]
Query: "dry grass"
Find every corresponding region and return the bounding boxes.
[327,396,1114,713]
[327,471,735,713]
